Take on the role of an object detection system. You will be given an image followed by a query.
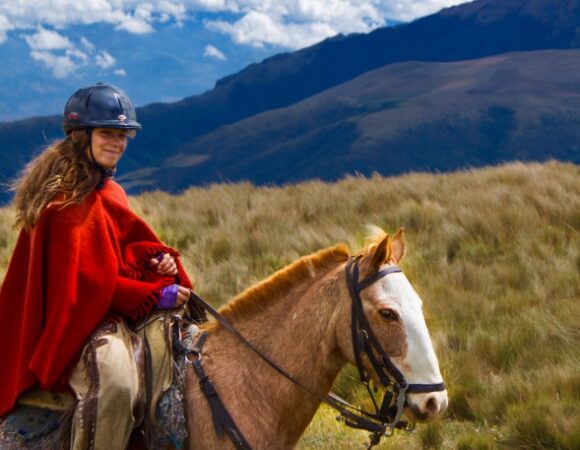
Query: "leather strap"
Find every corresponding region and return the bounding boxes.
[188,332,253,450]
[188,291,395,428]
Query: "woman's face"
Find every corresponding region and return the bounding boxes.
[90,128,132,168]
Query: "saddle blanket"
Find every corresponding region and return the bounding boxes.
[0,316,200,449]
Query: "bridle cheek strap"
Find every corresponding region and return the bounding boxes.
[346,257,446,444]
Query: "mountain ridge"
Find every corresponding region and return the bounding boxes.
[116,48,580,191]
[1,0,580,199]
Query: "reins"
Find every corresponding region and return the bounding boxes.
[186,292,387,442]
[185,257,445,449]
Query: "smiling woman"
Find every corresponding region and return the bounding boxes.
[91,128,135,168]
[0,83,205,449]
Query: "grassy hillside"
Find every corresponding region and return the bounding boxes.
[0,161,578,448]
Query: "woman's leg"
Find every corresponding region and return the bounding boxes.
[69,320,144,450]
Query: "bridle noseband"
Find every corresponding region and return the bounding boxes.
[186,257,446,450]
[346,257,446,447]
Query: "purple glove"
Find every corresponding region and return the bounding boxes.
[157,284,179,309]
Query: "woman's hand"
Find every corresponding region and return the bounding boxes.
[157,284,191,309]
[150,253,178,276]
[175,285,191,306]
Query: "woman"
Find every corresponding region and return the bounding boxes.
[0,83,201,448]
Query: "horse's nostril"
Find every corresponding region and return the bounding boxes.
[424,396,438,415]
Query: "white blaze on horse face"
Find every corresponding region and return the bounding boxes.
[374,270,448,418]
[377,272,441,382]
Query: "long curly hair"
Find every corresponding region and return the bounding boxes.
[11,129,105,230]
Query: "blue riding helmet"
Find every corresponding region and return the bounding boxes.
[62,83,142,134]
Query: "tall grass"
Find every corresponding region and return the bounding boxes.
[0,161,578,448]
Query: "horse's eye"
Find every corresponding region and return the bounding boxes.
[379,309,399,321]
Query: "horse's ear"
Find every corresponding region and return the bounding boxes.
[390,228,407,264]
[370,234,391,272]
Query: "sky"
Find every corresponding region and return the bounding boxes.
[0,0,475,121]
[0,0,470,80]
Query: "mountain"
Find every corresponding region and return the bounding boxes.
[118,49,580,190]
[135,0,580,156]
[1,0,580,198]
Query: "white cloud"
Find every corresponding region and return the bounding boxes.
[0,1,190,34]
[66,47,89,62]
[0,0,471,56]
[30,50,78,78]
[203,0,384,50]
[156,1,187,24]
[22,27,87,77]
[206,12,335,49]
[80,36,95,52]
[115,68,128,76]
[115,16,154,34]
[23,27,72,51]
[204,44,227,60]
[0,1,470,40]
[95,50,116,69]
[202,0,468,49]
[0,14,12,43]
[379,0,468,22]
[188,0,235,12]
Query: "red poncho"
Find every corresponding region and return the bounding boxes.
[0,179,192,416]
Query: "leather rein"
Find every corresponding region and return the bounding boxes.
[185,257,445,449]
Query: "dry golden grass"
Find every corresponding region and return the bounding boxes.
[1,161,578,448]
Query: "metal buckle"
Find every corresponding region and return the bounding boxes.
[184,351,199,364]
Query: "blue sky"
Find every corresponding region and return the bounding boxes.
[0,1,470,121]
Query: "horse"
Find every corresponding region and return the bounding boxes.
[185,228,448,449]
[0,227,447,449]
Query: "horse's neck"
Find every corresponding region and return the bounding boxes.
[204,265,347,447]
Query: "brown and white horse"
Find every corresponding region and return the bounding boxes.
[185,228,448,449]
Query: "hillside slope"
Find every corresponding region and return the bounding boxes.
[121,49,580,191]
[1,161,577,448]
[111,161,580,449]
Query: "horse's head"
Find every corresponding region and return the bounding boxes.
[335,228,448,425]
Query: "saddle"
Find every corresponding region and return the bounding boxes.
[0,312,201,449]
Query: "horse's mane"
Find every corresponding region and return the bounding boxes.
[203,243,350,330]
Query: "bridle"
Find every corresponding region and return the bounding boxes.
[345,257,446,447]
[186,256,446,449]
